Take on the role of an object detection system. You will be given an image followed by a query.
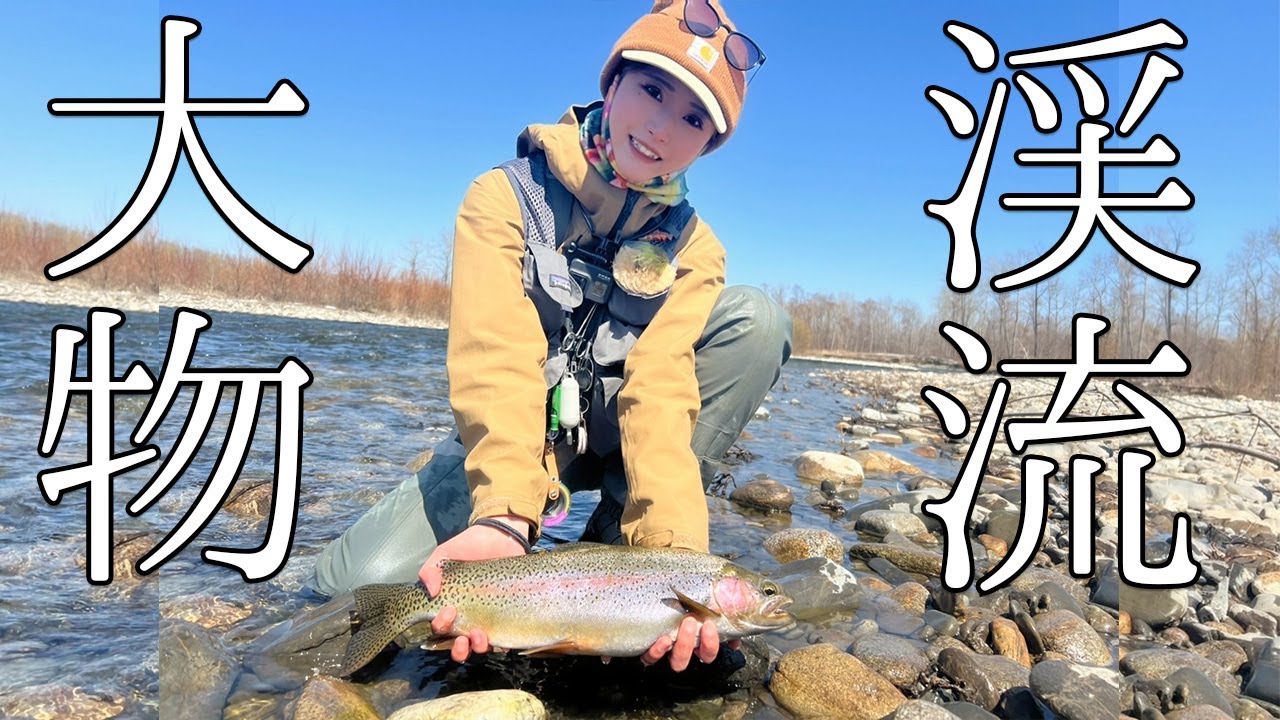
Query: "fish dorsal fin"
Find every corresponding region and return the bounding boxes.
[669,586,721,621]
[518,639,580,657]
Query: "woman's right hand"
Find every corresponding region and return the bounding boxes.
[418,515,532,663]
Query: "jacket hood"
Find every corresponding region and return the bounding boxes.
[516,102,670,240]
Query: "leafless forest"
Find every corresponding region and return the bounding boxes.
[773,224,1280,398]
[4,213,1277,397]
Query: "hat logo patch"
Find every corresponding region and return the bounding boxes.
[687,36,719,72]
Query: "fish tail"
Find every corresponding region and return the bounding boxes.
[339,583,428,676]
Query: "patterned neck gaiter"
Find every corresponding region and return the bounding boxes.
[579,77,690,207]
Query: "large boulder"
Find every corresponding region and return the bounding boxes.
[770,644,906,719]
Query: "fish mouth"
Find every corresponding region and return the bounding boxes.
[761,595,795,625]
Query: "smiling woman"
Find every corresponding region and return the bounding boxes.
[309,0,794,677]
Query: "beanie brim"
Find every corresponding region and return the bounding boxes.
[621,49,728,134]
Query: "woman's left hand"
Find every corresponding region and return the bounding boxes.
[638,616,741,671]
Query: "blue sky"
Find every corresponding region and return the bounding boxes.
[1,1,1275,308]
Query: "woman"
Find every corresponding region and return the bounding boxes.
[311,0,791,672]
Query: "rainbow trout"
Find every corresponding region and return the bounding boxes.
[339,543,794,675]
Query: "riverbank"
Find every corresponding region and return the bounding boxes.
[0,275,447,330]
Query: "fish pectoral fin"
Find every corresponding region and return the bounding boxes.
[420,637,457,652]
[670,586,721,621]
[518,640,579,657]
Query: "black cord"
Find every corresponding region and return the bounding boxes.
[471,517,534,554]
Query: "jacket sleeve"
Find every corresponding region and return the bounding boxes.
[617,219,726,552]
[447,168,550,534]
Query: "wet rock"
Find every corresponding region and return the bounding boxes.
[1005,566,1089,607]
[1190,640,1248,674]
[1243,638,1280,705]
[888,582,930,615]
[1093,561,1189,628]
[845,490,946,529]
[245,593,357,684]
[1033,609,1114,666]
[848,633,930,690]
[224,480,275,517]
[852,450,922,476]
[286,676,378,720]
[1028,660,1120,720]
[987,618,1031,668]
[1165,707,1233,720]
[1018,580,1086,620]
[890,699,961,719]
[729,478,794,513]
[1164,667,1236,716]
[872,433,905,446]
[860,408,889,423]
[770,643,906,719]
[856,510,929,537]
[159,620,238,720]
[0,683,126,720]
[763,528,844,564]
[161,595,253,630]
[936,648,1030,712]
[1121,649,1239,696]
[912,446,941,459]
[849,543,943,577]
[981,510,1026,546]
[73,531,156,583]
[386,690,545,719]
[768,558,863,621]
[794,451,864,485]
[900,428,941,445]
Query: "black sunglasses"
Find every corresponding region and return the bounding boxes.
[683,0,766,74]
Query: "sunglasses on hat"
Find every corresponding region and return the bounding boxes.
[683,0,766,74]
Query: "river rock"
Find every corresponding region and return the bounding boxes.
[159,620,238,720]
[1090,562,1185,629]
[286,676,378,720]
[794,451,864,485]
[1252,571,1280,596]
[770,644,906,719]
[848,633,930,690]
[224,480,274,517]
[849,543,944,577]
[1164,667,1236,716]
[888,582,930,615]
[872,432,905,446]
[386,690,545,720]
[161,595,253,630]
[405,448,434,473]
[0,683,126,720]
[890,699,961,719]
[936,648,1030,712]
[852,450,922,476]
[1033,609,1113,666]
[987,618,1031,668]
[1121,648,1239,695]
[768,557,862,620]
[1243,638,1280,705]
[245,594,357,684]
[764,529,844,564]
[1190,640,1249,674]
[1006,566,1089,606]
[1028,660,1120,720]
[1165,707,1234,720]
[856,510,929,537]
[729,478,794,512]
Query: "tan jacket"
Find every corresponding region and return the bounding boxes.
[446,103,725,552]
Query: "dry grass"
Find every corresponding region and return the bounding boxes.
[0,212,450,323]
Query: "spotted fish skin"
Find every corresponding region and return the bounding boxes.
[339,543,793,676]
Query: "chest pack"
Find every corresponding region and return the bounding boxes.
[497,151,696,458]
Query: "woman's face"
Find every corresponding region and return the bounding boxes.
[607,65,716,183]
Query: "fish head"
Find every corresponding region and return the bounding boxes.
[712,566,795,634]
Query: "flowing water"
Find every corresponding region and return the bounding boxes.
[0,300,959,719]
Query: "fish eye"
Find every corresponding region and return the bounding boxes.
[763,582,778,596]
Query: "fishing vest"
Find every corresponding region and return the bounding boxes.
[497,151,696,456]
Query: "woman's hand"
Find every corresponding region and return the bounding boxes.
[639,617,742,671]
[418,515,531,663]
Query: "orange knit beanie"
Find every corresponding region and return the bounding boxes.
[599,0,748,153]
